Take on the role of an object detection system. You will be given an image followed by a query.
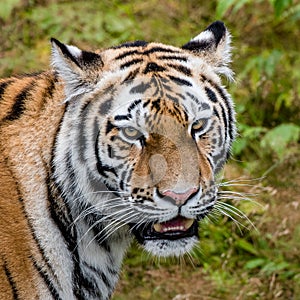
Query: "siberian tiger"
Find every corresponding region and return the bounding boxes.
[0,21,236,299]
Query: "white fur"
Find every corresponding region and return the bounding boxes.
[191,30,214,43]
[190,26,234,81]
[144,237,199,257]
[51,42,95,102]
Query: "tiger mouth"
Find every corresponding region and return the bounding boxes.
[131,216,199,243]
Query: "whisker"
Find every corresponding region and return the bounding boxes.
[214,206,245,234]
[91,212,140,246]
[215,202,246,220]
[215,202,258,232]
[218,176,265,186]
[218,195,263,208]
[218,190,258,199]
[204,211,220,224]
[185,251,196,269]
[66,190,128,212]
[77,207,134,247]
[70,198,132,227]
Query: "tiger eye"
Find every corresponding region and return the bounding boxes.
[192,119,205,131]
[122,127,143,140]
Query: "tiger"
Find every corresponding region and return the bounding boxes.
[0,21,236,299]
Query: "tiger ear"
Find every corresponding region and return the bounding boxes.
[51,38,103,102]
[182,21,233,80]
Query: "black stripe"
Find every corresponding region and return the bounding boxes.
[205,87,218,102]
[113,40,148,49]
[120,58,143,69]
[219,103,228,142]
[100,271,112,290]
[107,266,118,276]
[166,93,179,105]
[142,99,151,108]
[115,50,140,60]
[144,62,166,74]
[158,55,187,62]
[213,107,220,119]
[171,101,188,122]
[77,102,91,163]
[144,47,180,55]
[0,80,13,100]
[5,81,35,121]
[167,64,192,76]
[84,260,112,289]
[128,99,142,113]
[120,169,130,190]
[31,258,62,300]
[185,91,200,104]
[3,259,19,300]
[201,75,234,140]
[82,262,112,297]
[40,74,57,107]
[121,68,140,84]
[105,119,117,135]
[99,98,112,115]
[107,145,113,158]
[95,132,117,177]
[167,75,192,87]
[182,40,211,51]
[151,98,161,111]
[152,84,164,98]
[175,92,186,101]
[124,168,133,186]
[214,85,234,140]
[96,156,117,178]
[130,81,151,94]
[114,115,129,121]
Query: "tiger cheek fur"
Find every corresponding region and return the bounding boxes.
[0,21,236,299]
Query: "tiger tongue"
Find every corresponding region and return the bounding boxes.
[153,216,194,233]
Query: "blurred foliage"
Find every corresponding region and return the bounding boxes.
[0,0,300,299]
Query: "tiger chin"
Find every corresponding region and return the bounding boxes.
[0,21,236,299]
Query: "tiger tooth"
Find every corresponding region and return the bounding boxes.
[153,223,162,233]
[184,219,194,230]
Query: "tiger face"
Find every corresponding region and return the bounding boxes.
[52,21,235,257]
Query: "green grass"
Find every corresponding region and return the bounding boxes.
[1,0,299,299]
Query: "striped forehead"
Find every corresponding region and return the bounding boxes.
[111,42,190,71]
[102,41,198,87]
[108,75,213,128]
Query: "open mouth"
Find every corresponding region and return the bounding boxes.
[131,216,199,243]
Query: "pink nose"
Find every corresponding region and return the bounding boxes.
[162,187,198,206]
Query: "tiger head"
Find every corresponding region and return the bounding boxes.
[52,21,236,257]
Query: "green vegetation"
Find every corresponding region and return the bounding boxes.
[1,0,299,299]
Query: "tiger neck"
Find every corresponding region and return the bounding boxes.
[49,178,132,299]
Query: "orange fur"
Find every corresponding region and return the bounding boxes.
[0,73,65,298]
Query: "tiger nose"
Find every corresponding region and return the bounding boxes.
[161,187,198,206]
